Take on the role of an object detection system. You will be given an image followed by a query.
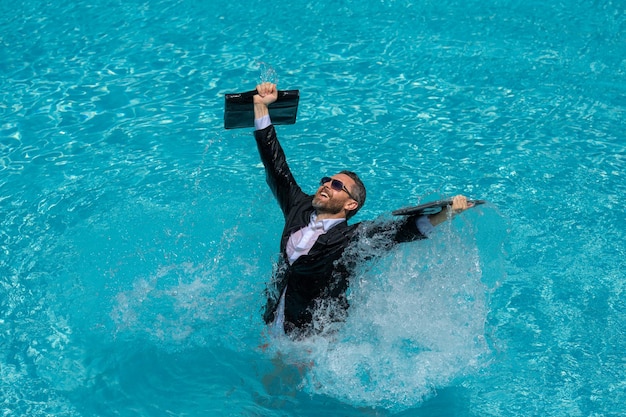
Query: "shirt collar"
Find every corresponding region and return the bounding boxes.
[311,213,344,232]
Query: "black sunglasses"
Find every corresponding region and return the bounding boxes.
[320,177,356,200]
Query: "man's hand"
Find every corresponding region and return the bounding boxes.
[253,82,278,120]
[254,82,278,105]
[450,195,472,213]
[428,195,472,226]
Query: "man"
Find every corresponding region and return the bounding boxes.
[253,82,471,337]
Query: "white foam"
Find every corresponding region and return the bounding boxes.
[267,219,492,411]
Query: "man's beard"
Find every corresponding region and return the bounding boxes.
[312,194,344,215]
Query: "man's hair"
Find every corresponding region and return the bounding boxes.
[340,170,366,220]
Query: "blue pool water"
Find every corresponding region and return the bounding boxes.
[2,0,625,415]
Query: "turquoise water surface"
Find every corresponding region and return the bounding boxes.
[2,0,625,415]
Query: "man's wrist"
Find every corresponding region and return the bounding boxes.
[254,102,270,119]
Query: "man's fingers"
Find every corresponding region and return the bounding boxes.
[451,195,469,212]
[256,82,276,97]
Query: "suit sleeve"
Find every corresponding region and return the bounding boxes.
[254,125,306,217]
[355,215,427,252]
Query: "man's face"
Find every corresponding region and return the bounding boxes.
[312,173,357,215]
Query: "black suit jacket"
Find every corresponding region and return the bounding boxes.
[255,125,425,333]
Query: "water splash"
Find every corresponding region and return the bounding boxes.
[264,217,494,412]
[258,62,279,84]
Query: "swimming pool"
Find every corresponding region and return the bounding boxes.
[1,0,624,415]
